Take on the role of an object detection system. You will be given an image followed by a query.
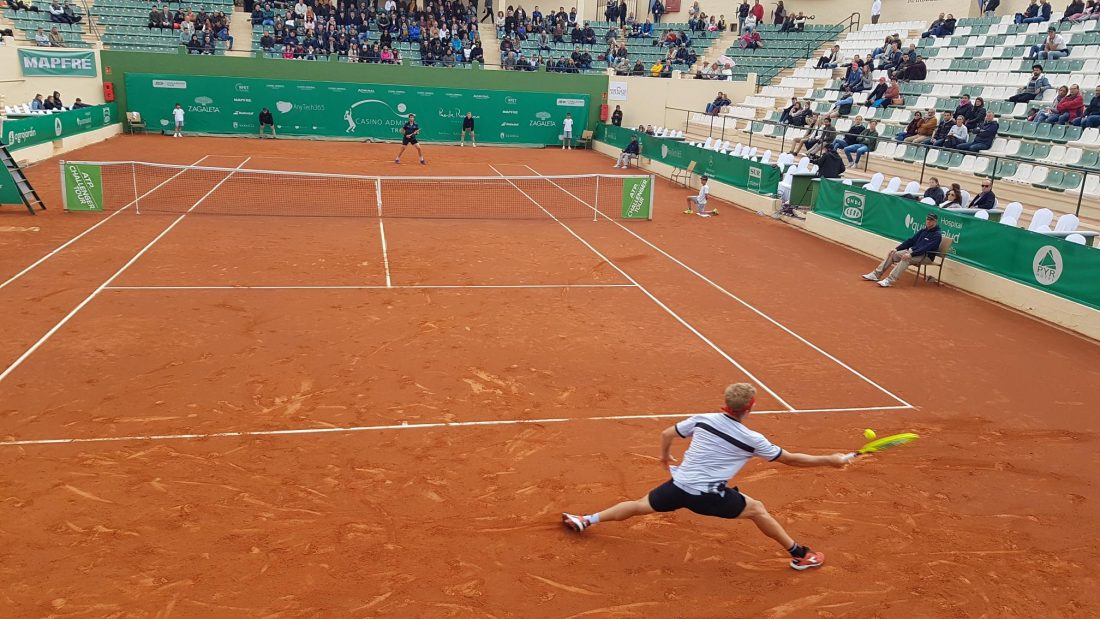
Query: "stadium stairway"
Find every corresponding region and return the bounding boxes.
[479,25,500,69]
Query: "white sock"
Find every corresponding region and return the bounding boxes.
[585,513,600,525]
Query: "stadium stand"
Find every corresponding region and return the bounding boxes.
[686,14,1100,230]
[2,0,91,48]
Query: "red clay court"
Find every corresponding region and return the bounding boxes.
[1,136,1098,617]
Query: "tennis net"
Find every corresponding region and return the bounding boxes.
[59,160,655,220]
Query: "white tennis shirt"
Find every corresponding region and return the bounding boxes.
[563,117,574,133]
[696,183,710,204]
[671,413,782,494]
[173,107,185,123]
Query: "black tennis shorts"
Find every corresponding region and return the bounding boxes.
[403,136,418,145]
[647,479,746,519]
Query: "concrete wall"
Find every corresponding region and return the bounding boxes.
[606,73,755,131]
[0,45,106,109]
[8,124,123,166]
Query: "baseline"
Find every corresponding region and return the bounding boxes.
[0,155,211,293]
[525,164,914,410]
[488,164,795,411]
[0,405,913,447]
[0,157,252,385]
[103,284,638,290]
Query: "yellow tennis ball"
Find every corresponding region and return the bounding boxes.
[863,429,877,440]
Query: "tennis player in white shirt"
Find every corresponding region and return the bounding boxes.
[172,103,185,138]
[562,383,849,571]
[684,175,719,216]
[561,113,574,149]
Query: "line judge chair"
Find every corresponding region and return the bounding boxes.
[671,160,697,188]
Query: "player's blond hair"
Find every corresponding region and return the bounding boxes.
[724,383,757,413]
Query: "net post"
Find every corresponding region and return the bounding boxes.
[375,177,383,216]
[131,162,140,214]
[594,175,600,222]
[59,160,68,211]
[648,175,655,221]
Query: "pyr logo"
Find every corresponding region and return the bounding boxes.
[1032,245,1063,286]
[54,117,63,137]
[661,144,669,158]
[103,107,111,124]
[842,190,865,224]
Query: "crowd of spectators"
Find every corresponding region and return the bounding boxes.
[22,91,89,111]
[32,25,67,46]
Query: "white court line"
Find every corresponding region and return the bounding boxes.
[375,177,392,287]
[0,405,913,447]
[489,164,796,411]
[0,157,252,386]
[103,284,638,290]
[526,165,915,410]
[0,155,212,293]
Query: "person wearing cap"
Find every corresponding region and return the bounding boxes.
[394,113,426,165]
[613,135,641,168]
[1027,26,1068,60]
[861,212,943,287]
[684,175,719,217]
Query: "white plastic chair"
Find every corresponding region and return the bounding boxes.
[1000,215,1019,227]
[960,190,972,207]
[760,150,772,165]
[843,179,853,185]
[974,210,990,220]
[1054,214,1079,233]
[883,177,902,193]
[732,143,744,156]
[920,197,936,205]
[904,181,921,195]
[866,172,885,191]
[1028,208,1054,232]
[797,156,811,171]
[703,137,714,149]
[1001,201,1023,221]
[1064,233,1087,245]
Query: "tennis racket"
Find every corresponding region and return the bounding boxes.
[841,432,919,462]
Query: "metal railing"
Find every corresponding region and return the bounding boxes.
[673,109,1095,216]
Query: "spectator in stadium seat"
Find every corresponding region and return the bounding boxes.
[921,13,946,38]
[817,45,841,69]
[1009,65,1052,103]
[71,97,90,109]
[909,109,939,143]
[149,5,165,29]
[790,115,834,156]
[7,0,41,11]
[871,79,903,108]
[613,135,642,168]
[934,115,969,148]
[863,77,888,107]
[62,1,80,23]
[952,94,974,120]
[1072,85,1100,127]
[1027,26,1068,60]
[861,212,942,287]
[34,27,50,46]
[826,93,855,119]
[924,177,945,204]
[983,0,1001,16]
[926,110,955,145]
[960,111,999,152]
[968,181,997,209]
[876,44,902,72]
[1016,0,1052,23]
[48,25,65,46]
[706,92,731,115]
[1062,0,1086,20]
[844,119,879,165]
[894,55,927,82]
[832,115,866,150]
[965,97,986,130]
[739,29,763,50]
[895,112,925,142]
[1034,85,1068,122]
[815,144,847,179]
[939,184,963,208]
[1051,83,1085,123]
[779,97,801,124]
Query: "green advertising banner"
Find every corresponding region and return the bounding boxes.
[816,180,1100,310]
[597,124,782,197]
[0,164,24,205]
[62,162,104,212]
[4,104,119,151]
[621,176,653,219]
[124,73,590,145]
[18,49,98,78]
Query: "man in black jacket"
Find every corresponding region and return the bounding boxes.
[861,212,943,287]
[815,145,846,179]
[967,180,997,209]
[611,105,623,126]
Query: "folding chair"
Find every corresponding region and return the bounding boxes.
[671,161,697,187]
[911,236,954,285]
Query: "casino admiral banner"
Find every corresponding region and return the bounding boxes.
[816,180,1100,311]
[596,124,781,197]
[18,49,98,78]
[4,104,119,151]
[123,73,590,145]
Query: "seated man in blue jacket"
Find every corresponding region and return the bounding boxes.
[861,212,943,287]
[959,111,999,152]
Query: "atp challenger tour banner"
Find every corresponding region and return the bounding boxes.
[124,74,590,145]
[816,180,1100,311]
[4,104,119,151]
[61,162,104,212]
[596,124,781,197]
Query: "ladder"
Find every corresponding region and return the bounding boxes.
[0,143,45,215]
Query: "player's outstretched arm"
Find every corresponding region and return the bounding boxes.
[659,425,680,469]
[776,451,848,468]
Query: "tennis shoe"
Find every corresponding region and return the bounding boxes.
[562,513,589,532]
[861,273,878,281]
[420,159,426,165]
[790,549,825,571]
[394,159,400,164]
[683,209,694,214]
[877,279,892,287]
[711,209,719,216]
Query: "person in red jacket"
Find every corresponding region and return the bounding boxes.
[1052,83,1085,124]
[751,0,764,22]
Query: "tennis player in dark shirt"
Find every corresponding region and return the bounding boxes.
[395,113,426,164]
[460,112,476,147]
[258,107,276,139]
